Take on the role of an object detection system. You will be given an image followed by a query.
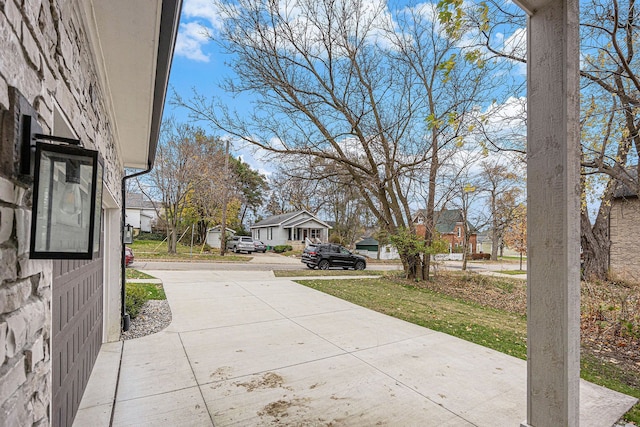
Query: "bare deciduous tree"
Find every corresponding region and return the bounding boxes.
[175,0,508,279]
[477,0,639,280]
[140,121,217,253]
[477,159,524,260]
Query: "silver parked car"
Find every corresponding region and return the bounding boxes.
[229,236,255,253]
[253,240,267,253]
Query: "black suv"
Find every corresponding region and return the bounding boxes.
[301,244,366,270]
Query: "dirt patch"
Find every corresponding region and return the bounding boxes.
[420,273,527,315]
[237,372,291,392]
[581,279,640,377]
[210,366,233,381]
[258,397,310,419]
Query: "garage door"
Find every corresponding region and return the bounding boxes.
[51,250,103,427]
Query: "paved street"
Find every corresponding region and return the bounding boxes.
[132,251,405,272]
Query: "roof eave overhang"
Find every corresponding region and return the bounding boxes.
[79,0,182,170]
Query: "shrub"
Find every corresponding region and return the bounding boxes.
[135,232,166,241]
[125,285,148,319]
[471,253,491,260]
[273,245,293,253]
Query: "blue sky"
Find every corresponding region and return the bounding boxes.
[165,0,528,180]
[164,0,270,172]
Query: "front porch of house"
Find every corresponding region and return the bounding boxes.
[286,225,329,247]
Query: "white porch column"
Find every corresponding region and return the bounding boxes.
[516,0,581,426]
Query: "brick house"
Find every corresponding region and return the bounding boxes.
[609,170,640,282]
[413,209,478,254]
[0,2,181,426]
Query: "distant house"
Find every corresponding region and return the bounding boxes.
[413,209,478,254]
[476,228,520,257]
[125,193,159,233]
[206,226,236,249]
[251,210,332,250]
[609,169,640,282]
[354,237,400,260]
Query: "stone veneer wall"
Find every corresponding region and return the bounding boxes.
[610,197,640,283]
[0,0,122,425]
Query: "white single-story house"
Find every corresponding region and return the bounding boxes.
[476,229,520,258]
[206,226,236,249]
[125,193,159,233]
[354,237,400,260]
[251,210,331,249]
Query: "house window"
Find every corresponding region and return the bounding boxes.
[267,227,273,240]
[310,229,320,239]
[256,229,260,239]
[457,227,461,238]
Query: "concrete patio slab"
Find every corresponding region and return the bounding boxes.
[245,287,360,318]
[75,269,637,427]
[180,318,346,384]
[294,307,434,352]
[166,295,285,333]
[201,354,474,426]
[77,341,122,409]
[73,341,122,427]
[111,386,212,427]
[116,332,197,401]
[355,332,527,425]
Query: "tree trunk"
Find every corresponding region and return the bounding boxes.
[220,140,230,256]
[168,227,177,254]
[197,220,207,245]
[491,210,499,261]
[421,130,439,281]
[580,209,610,280]
[401,252,421,280]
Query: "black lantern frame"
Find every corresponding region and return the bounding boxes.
[29,141,103,259]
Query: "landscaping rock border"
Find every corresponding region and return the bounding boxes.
[121,300,172,340]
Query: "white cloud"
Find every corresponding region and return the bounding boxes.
[182,0,225,30]
[175,21,212,62]
[176,0,226,62]
[478,96,527,153]
[222,135,277,178]
[503,27,526,58]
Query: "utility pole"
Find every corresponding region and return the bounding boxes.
[461,183,476,271]
[220,139,230,256]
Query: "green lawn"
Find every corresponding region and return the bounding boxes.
[125,268,155,280]
[273,270,385,277]
[296,276,640,423]
[298,277,527,358]
[125,282,166,319]
[129,239,250,262]
[497,270,527,275]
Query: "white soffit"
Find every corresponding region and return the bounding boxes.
[85,0,162,169]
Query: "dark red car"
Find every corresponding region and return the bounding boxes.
[125,246,134,266]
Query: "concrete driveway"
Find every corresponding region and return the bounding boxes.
[74,270,635,426]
